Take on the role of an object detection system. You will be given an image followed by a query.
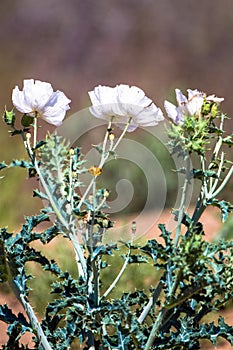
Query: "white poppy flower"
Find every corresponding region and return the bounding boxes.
[164,88,224,125]
[12,79,71,126]
[88,84,164,132]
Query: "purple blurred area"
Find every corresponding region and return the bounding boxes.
[0,0,232,227]
[1,0,233,113]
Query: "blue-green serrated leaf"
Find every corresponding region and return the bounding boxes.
[222,134,233,147]
[121,254,148,264]
[141,239,159,261]
[207,199,233,222]
[9,159,33,169]
[0,162,7,170]
[33,189,49,200]
[0,304,30,327]
[33,140,47,150]
[40,225,60,243]
[92,144,103,154]
[91,244,118,261]
[192,169,218,180]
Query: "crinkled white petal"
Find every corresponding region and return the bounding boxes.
[187,89,203,100]
[175,89,187,106]
[12,86,33,114]
[116,85,151,108]
[164,101,178,123]
[206,94,224,103]
[187,95,204,116]
[18,79,54,112]
[134,106,164,125]
[88,86,123,118]
[88,84,164,132]
[42,91,71,126]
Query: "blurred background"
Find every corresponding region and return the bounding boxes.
[0,0,233,228]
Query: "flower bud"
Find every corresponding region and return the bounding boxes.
[109,132,115,141]
[26,132,31,141]
[104,189,110,198]
[69,148,75,156]
[131,221,137,233]
[102,219,109,228]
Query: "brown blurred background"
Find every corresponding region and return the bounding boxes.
[0,0,233,229]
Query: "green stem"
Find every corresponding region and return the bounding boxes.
[102,224,134,300]
[20,294,52,350]
[144,309,166,350]
[174,157,191,247]
[110,118,132,153]
[77,118,131,211]
[211,164,233,198]
[209,151,224,196]
[25,136,87,280]
[208,113,224,191]
[137,280,164,324]
[33,115,38,149]
[93,257,100,307]
[101,251,130,299]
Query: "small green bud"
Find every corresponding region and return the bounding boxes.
[21,114,34,127]
[211,103,218,118]
[102,219,109,228]
[201,101,212,115]
[3,108,15,126]
[131,221,137,233]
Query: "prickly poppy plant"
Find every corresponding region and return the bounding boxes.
[0,80,233,349]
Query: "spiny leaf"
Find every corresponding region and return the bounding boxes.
[9,159,33,169]
[207,199,233,222]
[0,304,29,327]
[33,189,49,200]
[0,162,7,170]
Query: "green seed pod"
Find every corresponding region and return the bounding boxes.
[21,114,34,127]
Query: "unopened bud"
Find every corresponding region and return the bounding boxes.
[104,189,110,198]
[26,132,31,140]
[69,148,75,156]
[131,221,136,233]
[109,132,115,141]
[102,219,109,228]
